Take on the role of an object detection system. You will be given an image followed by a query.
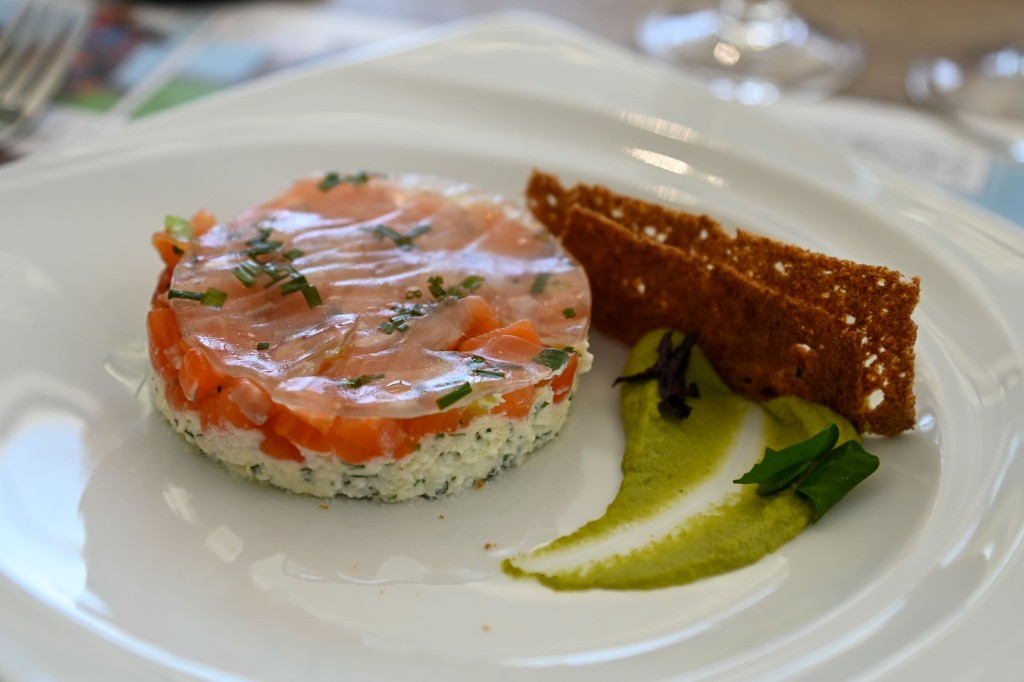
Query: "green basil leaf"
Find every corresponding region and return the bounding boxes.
[733,423,839,485]
[796,440,879,522]
[533,347,569,371]
[437,382,472,410]
[755,460,816,495]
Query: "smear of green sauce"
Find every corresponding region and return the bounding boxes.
[503,329,859,590]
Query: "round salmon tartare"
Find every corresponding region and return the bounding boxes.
[147,172,592,501]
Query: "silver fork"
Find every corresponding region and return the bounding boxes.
[0,0,88,147]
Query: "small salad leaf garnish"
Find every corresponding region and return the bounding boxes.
[338,373,385,389]
[366,223,432,250]
[533,347,570,371]
[613,330,700,420]
[437,382,472,410]
[734,424,879,522]
[562,307,577,319]
[164,215,193,241]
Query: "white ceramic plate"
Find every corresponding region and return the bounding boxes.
[2,13,1023,682]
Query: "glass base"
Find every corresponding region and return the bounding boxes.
[635,1,864,105]
[906,42,1024,159]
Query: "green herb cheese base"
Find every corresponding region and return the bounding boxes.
[503,329,860,590]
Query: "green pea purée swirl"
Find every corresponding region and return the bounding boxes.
[504,329,861,590]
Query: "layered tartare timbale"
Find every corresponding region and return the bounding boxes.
[147,172,591,501]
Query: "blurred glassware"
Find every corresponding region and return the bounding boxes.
[906,40,1024,161]
[635,0,864,105]
[0,0,89,148]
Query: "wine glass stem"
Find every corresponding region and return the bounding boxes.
[719,0,793,23]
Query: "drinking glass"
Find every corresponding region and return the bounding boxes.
[906,40,1024,159]
[635,0,864,105]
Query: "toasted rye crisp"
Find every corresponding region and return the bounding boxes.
[526,170,919,436]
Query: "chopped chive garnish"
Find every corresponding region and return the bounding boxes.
[406,223,431,239]
[247,226,273,245]
[369,224,402,241]
[247,241,283,257]
[338,373,385,388]
[164,215,193,241]
[200,288,228,308]
[389,304,425,319]
[530,272,550,294]
[168,289,203,302]
[406,288,422,299]
[437,382,472,410]
[301,285,322,308]
[468,355,486,364]
[279,275,310,296]
[256,342,271,350]
[262,264,294,287]
[472,369,505,378]
[319,171,374,191]
[318,172,341,191]
[460,275,484,292]
[533,347,569,371]
[428,276,447,299]
[233,265,258,287]
[366,223,432,250]
[377,304,423,334]
[227,226,320,308]
[562,307,577,319]
[168,288,227,308]
[425,274,487,300]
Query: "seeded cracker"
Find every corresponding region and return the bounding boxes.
[526,171,919,436]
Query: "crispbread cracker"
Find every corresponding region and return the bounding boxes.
[526,171,919,435]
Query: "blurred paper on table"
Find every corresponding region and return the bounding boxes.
[11,2,423,156]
